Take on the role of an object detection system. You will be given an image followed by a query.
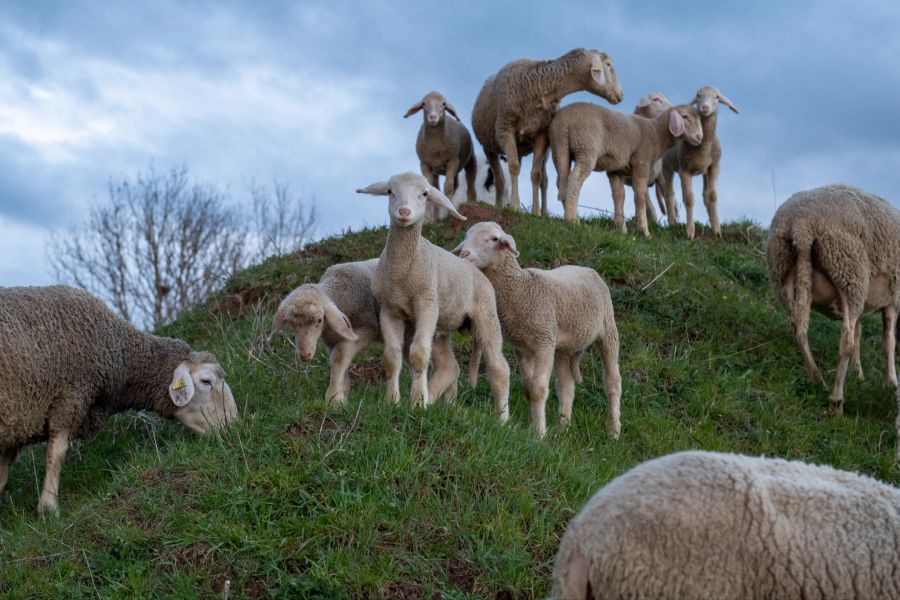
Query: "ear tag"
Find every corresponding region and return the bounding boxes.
[591,65,602,71]
[172,378,186,390]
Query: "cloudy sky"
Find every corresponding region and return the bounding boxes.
[2,0,899,285]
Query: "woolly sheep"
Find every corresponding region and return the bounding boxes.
[549,101,702,237]
[450,154,512,209]
[766,185,900,440]
[404,91,477,222]
[552,450,900,599]
[628,91,674,221]
[356,173,510,420]
[471,48,624,216]
[0,285,238,514]
[661,85,740,239]
[269,258,461,403]
[453,222,621,437]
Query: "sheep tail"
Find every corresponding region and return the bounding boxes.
[790,224,814,325]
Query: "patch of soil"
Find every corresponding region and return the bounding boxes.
[140,467,195,497]
[378,582,426,600]
[551,257,573,268]
[286,411,354,441]
[446,203,521,233]
[445,557,477,592]
[350,360,384,383]
[607,276,634,288]
[211,284,267,317]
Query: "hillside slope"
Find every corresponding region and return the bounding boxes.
[1,205,897,598]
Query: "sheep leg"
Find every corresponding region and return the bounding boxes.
[486,151,505,207]
[0,450,14,495]
[853,319,864,381]
[663,165,678,226]
[883,306,898,387]
[468,338,482,388]
[380,309,405,404]
[530,134,549,216]
[473,310,510,424]
[632,176,652,239]
[680,171,697,239]
[570,351,584,384]
[443,158,460,203]
[645,190,659,224]
[464,156,477,203]
[553,142,570,208]
[421,163,441,221]
[654,172,667,217]
[554,352,576,428]
[37,429,69,515]
[526,347,555,438]
[408,303,439,408]
[597,322,623,439]
[703,162,722,237]
[828,295,858,416]
[608,173,627,234]
[499,132,522,211]
[563,160,591,224]
[326,332,372,405]
[429,331,460,402]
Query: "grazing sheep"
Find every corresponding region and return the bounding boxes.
[549,101,702,237]
[451,154,512,209]
[766,185,900,435]
[404,91,477,222]
[661,86,740,238]
[471,48,624,216]
[357,173,510,421]
[269,258,461,404]
[0,285,238,514]
[552,450,900,599]
[628,92,674,221]
[452,222,621,437]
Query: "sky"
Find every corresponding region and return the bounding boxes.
[1,0,899,285]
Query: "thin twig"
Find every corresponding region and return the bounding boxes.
[704,339,776,363]
[641,262,674,291]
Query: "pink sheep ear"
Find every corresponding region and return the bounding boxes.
[450,240,465,256]
[445,101,461,121]
[590,57,606,86]
[499,233,519,257]
[403,101,424,118]
[718,93,739,114]
[426,186,467,221]
[356,181,390,196]
[668,110,685,137]
[323,297,357,342]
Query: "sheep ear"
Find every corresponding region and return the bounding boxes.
[668,110,685,137]
[323,297,358,342]
[356,181,390,196]
[169,363,196,407]
[500,233,519,257]
[590,56,606,86]
[718,93,739,114]
[426,186,467,221]
[445,101,461,121]
[403,101,424,118]
[636,94,652,108]
[268,304,288,343]
[450,240,465,256]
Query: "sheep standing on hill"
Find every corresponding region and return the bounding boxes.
[0,285,238,514]
[549,101,702,236]
[628,91,674,221]
[404,91,477,222]
[453,222,621,438]
[357,173,510,420]
[552,450,900,599]
[766,185,900,442]
[269,259,461,404]
[471,48,624,216]
[661,86,739,238]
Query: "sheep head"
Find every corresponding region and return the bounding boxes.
[585,50,624,105]
[403,91,460,126]
[634,92,672,119]
[168,353,238,434]
[357,172,467,227]
[690,86,740,117]
[269,285,357,361]
[668,104,704,147]
[451,221,519,269]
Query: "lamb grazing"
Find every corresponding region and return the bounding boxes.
[471,48,624,216]
[552,450,900,599]
[269,258,461,404]
[0,285,238,514]
[452,222,621,438]
[357,173,510,421]
[404,91,477,222]
[627,92,674,222]
[451,154,512,209]
[549,101,702,237]
[661,85,740,239]
[766,185,900,442]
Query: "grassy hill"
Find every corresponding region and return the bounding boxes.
[1,204,898,598]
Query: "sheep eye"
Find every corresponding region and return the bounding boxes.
[200,378,212,386]
[317,317,323,324]
[491,236,499,242]
[422,191,428,197]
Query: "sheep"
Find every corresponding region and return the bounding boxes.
[661,85,740,239]
[766,185,900,437]
[0,285,238,514]
[268,258,461,404]
[452,222,621,437]
[471,48,624,216]
[549,101,703,237]
[356,173,510,419]
[404,91,477,222]
[552,450,900,599]
[450,154,512,209]
[627,92,674,222]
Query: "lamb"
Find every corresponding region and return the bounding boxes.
[552,450,900,599]
[450,154,512,209]
[549,101,703,237]
[627,92,674,222]
[471,48,624,216]
[452,222,621,438]
[268,258,461,404]
[404,91,477,222]
[357,173,510,420]
[0,285,238,514]
[766,185,900,443]
[661,85,740,238]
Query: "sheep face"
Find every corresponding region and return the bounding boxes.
[357,172,466,227]
[451,221,519,269]
[691,86,740,117]
[670,105,704,147]
[634,92,672,119]
[168,358,238,435]
[586,50,624,105]
[269,286,357,361]
[403,91,460,126]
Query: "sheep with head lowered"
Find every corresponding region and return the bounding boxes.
[357,173,510,421]
[0,285,238,514]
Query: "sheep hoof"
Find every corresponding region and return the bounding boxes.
[607,420,621,440]
[827,400,844,417]
[808,369,824,385]
[37,497,58,516]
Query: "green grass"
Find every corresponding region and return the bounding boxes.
[1,207,898,598]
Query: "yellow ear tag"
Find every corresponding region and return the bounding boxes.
[172,378,186,390]
[591,65,602,71]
